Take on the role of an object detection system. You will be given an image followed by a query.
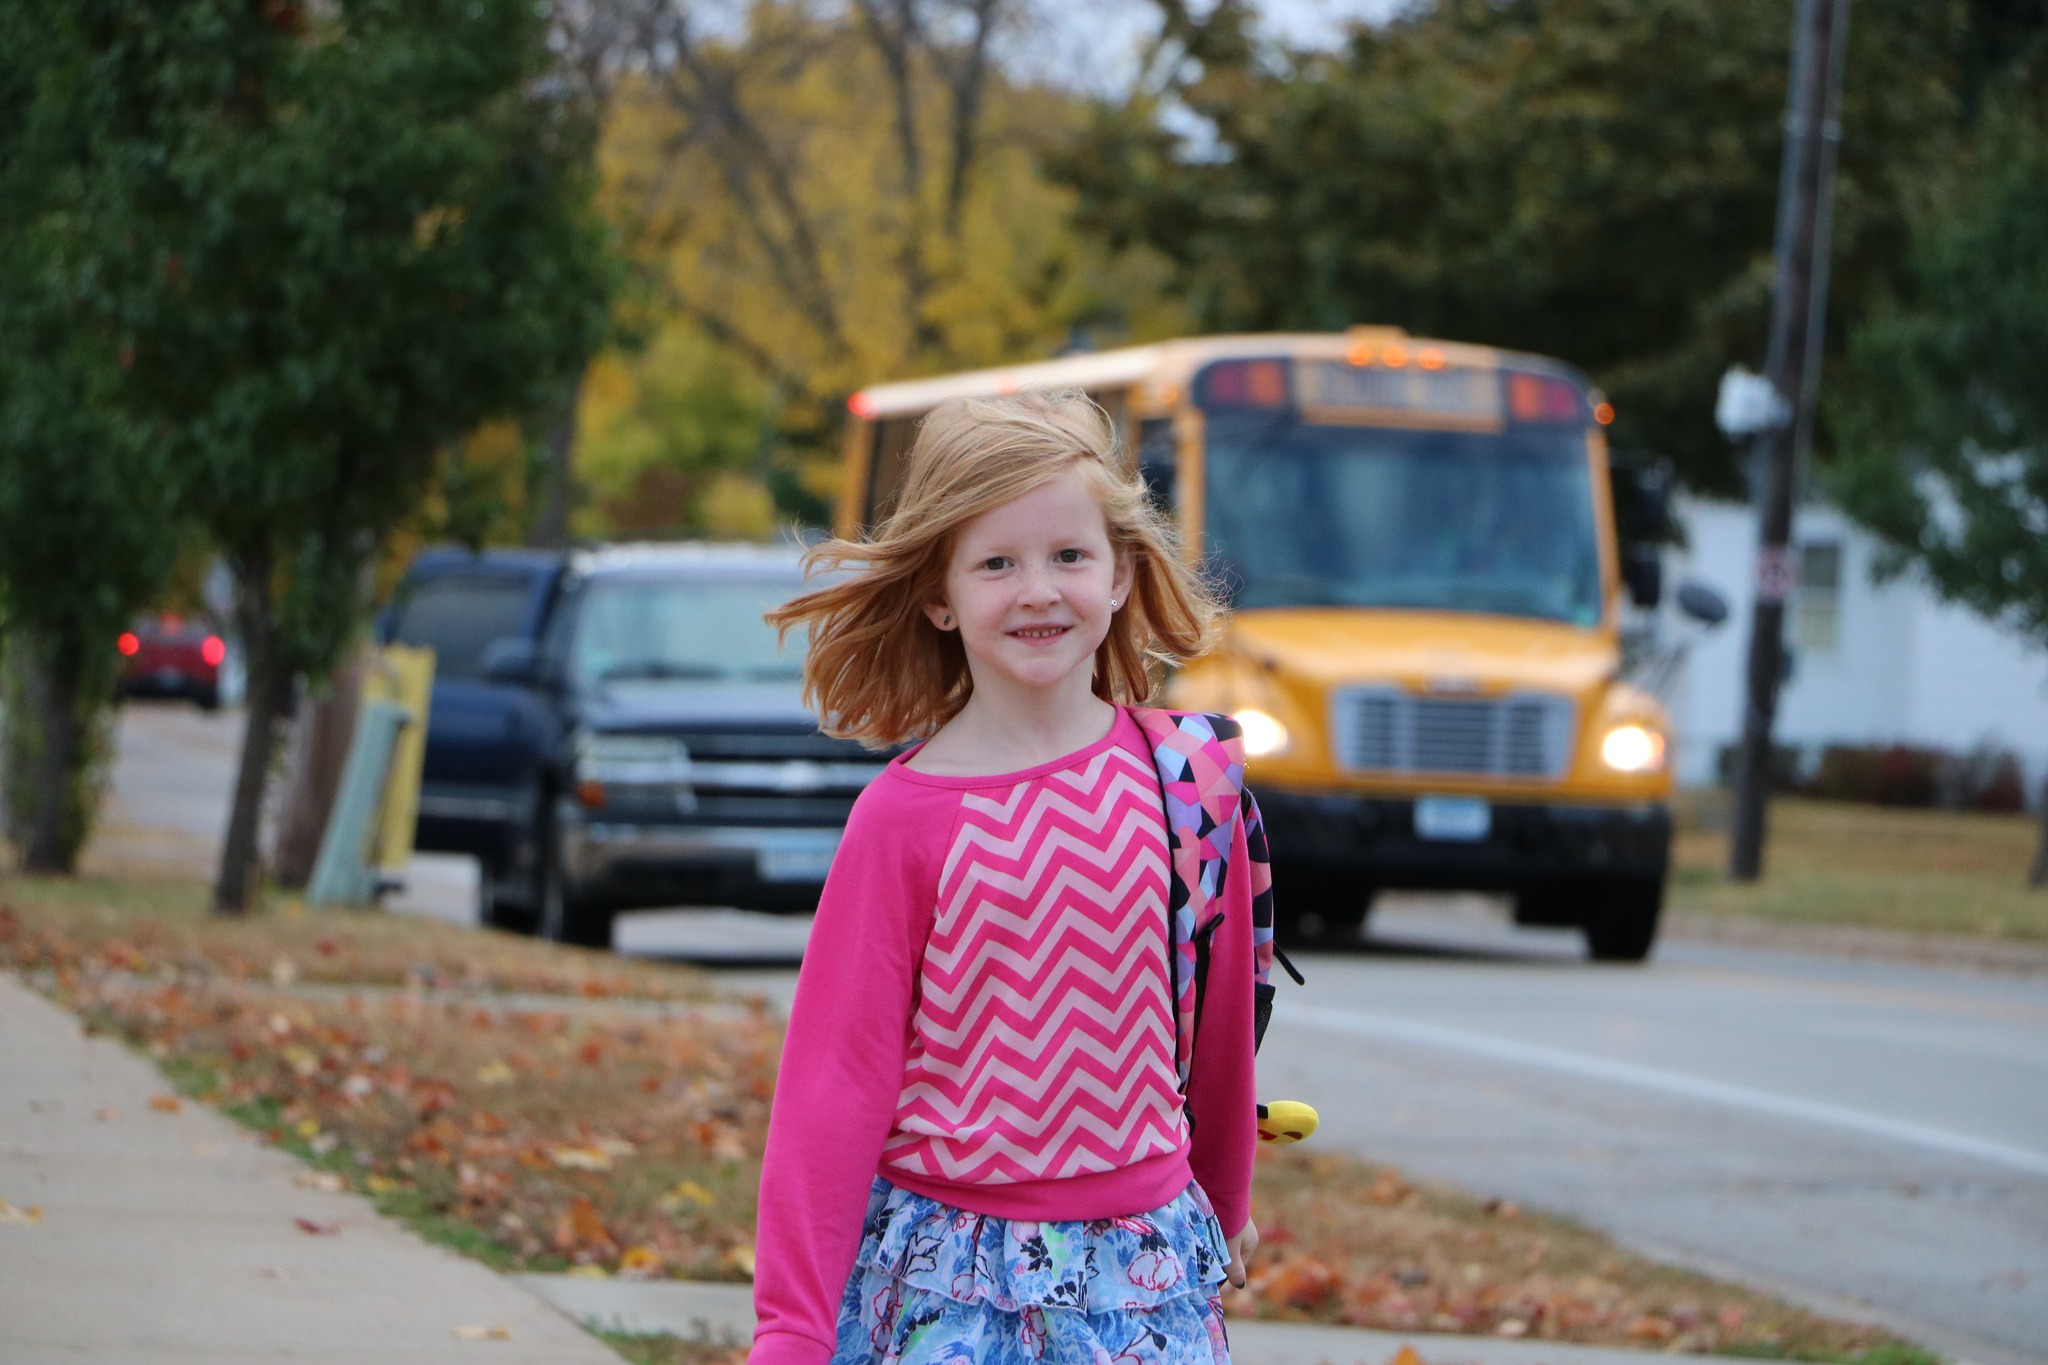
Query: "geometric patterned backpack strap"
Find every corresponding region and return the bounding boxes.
[1131,707,1249,1091]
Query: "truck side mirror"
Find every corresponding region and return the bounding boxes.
[481,637,542,687]
[1622,546,1663,609]
[1676,581,1729,627]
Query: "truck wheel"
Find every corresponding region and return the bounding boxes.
[1582,877,1664,963]
[477,859,536,935]
[533,801,614,949]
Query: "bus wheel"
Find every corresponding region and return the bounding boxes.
[1280,877,1375,947]
[1582,877,1664,962]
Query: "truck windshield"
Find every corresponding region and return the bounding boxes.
[569,577,805,691]
[1204,414,1603,626]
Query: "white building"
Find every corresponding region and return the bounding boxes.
[1658,497,2048,797]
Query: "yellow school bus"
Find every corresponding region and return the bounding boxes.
[838,329,1680,960]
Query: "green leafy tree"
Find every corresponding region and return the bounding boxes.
[60,0,614,912]
[1058,0,1963,491]
[1828,86,2048,885]
[0,4,181,872]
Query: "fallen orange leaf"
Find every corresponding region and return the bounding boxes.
[294,1217,340,1235]
[149,1094,182,1114]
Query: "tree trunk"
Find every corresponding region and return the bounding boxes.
[214,565,290,915]
[2030,774,2048,889]
[528,374,583,550]
[269,653,365,889]
[16,635,84,874]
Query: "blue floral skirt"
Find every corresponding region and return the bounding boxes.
[828,1177,1233,1365]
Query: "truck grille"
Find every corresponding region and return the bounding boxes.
[1330,687,1575,779]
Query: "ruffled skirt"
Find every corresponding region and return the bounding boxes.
[829,1177,1232,1365]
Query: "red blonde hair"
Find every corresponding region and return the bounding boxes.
[768,390,1223,748]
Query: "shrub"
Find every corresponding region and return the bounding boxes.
[1805,741,2026,810]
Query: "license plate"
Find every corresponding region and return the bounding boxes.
[758,844,838,882]
[1415,795,1491,842]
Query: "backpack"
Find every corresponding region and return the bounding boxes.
[1131,710,1306,1093]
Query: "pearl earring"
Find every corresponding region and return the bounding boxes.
[1110,598,1119,609]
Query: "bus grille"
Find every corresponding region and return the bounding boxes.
[1330,687,1575,779]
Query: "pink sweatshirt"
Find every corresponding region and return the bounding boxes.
[750,708,1257,1365]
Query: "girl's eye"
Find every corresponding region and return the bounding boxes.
[1055,549,1084,564]
[981,556,1009,571]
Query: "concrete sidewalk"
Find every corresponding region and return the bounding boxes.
[0,971,616,1364]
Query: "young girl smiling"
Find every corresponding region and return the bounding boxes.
[754,391,1263,1365]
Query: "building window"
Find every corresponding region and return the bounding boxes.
[1795,541,1842,654]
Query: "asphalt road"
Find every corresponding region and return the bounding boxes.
[95,703,2048,1365]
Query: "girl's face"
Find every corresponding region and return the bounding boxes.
[926,467,1134,702]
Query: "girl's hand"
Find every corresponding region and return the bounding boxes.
[1225,1219,1259,1289]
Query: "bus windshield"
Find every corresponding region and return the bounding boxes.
[1204,413,1603,625]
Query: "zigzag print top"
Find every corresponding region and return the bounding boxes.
[751,707,1258,1365]
[880,714,1184,1185]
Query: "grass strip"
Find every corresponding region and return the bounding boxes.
[1,874,1932,1360]
[1671,796,2047,942]
[598,1331,746,1365]
[2,873,716,1000]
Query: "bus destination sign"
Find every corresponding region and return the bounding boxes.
[1297,360,1503,427]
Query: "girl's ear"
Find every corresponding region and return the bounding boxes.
[923,597,958,632]
[1111,547,1137,614]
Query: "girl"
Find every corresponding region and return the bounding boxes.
[754,390,1262,1365]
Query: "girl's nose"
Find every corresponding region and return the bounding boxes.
[1017,565,1061,606]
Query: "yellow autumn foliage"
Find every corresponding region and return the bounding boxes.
[572,3,1187,540]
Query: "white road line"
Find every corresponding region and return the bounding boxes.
[1280,1000,2048,1178]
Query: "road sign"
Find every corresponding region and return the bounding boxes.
[1754,546,1800,603]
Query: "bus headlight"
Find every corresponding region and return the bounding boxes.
[1600,723,1665,774]
[1236,709,1290,758]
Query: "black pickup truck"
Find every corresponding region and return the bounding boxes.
[378,543,886,948]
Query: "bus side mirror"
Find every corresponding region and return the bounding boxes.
[1676,581,1729,627]
[1622,546,1663,609]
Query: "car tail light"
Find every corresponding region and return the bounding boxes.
[201,636,226,667]
[117,632,140,657]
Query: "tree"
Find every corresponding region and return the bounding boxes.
[1827,85,2048,885]
[66,0,615,912]
[1057,0,1964,492]
[564,0,1186,528]
[0,3,182,873]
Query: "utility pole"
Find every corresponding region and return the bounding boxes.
[1727,0,1853,881]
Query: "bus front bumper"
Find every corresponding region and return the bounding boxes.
[1255,790,1671,890]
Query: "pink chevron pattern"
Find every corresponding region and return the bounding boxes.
[881,742,1187,1185]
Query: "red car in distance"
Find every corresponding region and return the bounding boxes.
[118,613,227,711]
